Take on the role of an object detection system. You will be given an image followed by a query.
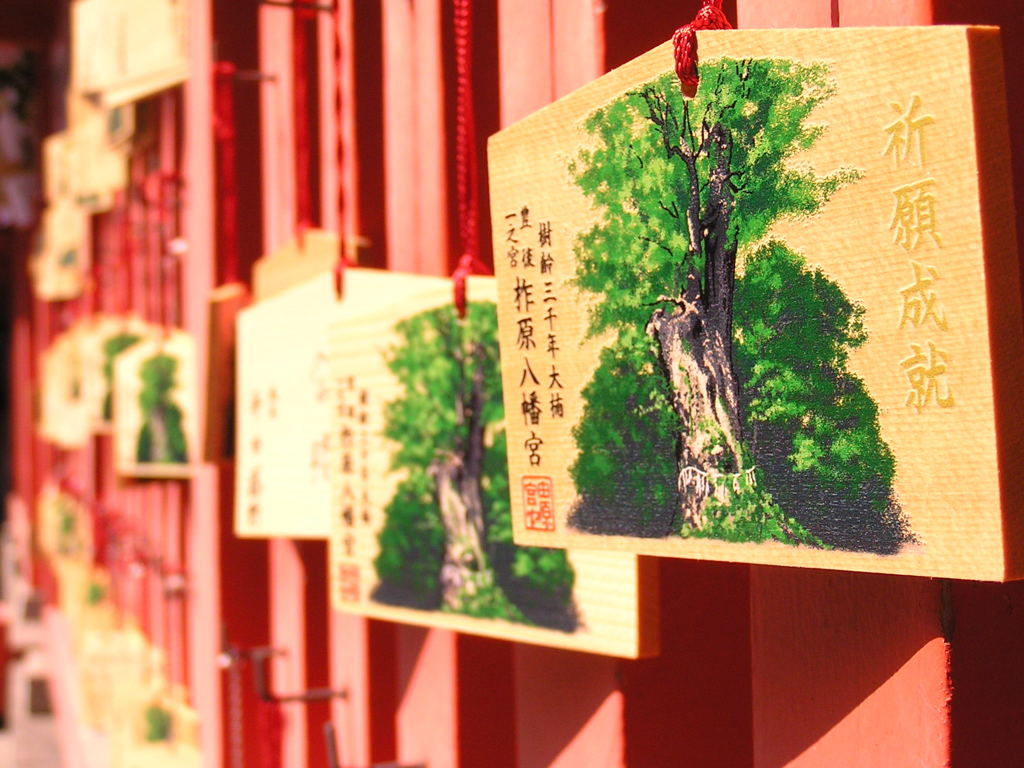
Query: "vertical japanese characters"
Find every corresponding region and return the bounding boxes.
[334,375,371,601]
[886,95,954,412]
[506,207,560,532]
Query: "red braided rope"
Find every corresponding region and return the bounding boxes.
[673,0,732,88]
[332,0,348,298]
[214,62,240,285]
[293,3,314,237]
[451,0,489,318]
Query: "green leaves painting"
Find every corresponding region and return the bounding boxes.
[567,58,913,552]
[373,302,578,629]
[136,354,188,464]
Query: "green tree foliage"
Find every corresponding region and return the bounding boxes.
[102,332,142,420]
[373,302,578,629]
[136,354,188,464]
[143,705,173,742]
[567,59,911,551]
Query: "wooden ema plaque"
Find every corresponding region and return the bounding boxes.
[38,326,95,449]
[113,329,198,478]
[488,27,1024,581]
[30,197,89,301]
[65,94,131,213]
[327,271,653,657]
[71,0,189,107]
[233,230,339,537]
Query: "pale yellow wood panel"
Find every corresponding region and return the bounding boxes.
[253,228,340,301]
[71,0,189,107]
[65,94,131,213]
[233,230,342,537]
[38,328,96,449]
[487,27,1022,580]
[113,330,198,478]
[30,198,89,301]
[326,271,654,657]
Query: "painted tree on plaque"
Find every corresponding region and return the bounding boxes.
[374,302,578,629]
[568,59,913,552]
[136,354,188,463]
[102,331,142,420]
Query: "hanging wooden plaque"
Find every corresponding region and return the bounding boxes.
[30,198,90,301]
[113,330,198,478]
[232,230,338,536]
[327,271,654,657]
[38,327,94,449]
[71,0,189,107]
[66,94,131,213]
[488,27,1023,580]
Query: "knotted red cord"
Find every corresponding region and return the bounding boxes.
[331,0,348,298]
[293,2,314,238]
[673,0,732,88]
[451,0,490,318]
[214,62,241,285]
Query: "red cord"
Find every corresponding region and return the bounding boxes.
[673,0,732,88]
[451,0,490,318]
[293,3,314,238]
[214,62,240,285]
[331,0,348,298]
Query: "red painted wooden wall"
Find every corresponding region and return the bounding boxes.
[7,1,1024,767]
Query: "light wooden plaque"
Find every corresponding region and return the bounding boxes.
[66,94,131,213]
[327,271,654,657]
[38,328,94,449]
[488,27,1023,580]
[113,330,198,478]
[71,0,189,107]
[30,198,89,301]
[233,230,339,536]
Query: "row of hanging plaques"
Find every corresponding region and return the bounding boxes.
[31,0,189,302]
[233,26,1022,657]
[39,315,198,479]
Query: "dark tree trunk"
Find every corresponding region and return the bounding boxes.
[431,336,493,610]
[641,92,746,529]
[149,405,172,463]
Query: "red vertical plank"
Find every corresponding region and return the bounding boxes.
[395,627,459,767]
[514,646,623,768]
[497,0,553,127]
[260,0,297,255]
[738,0,834,27]
[751,569,949,767]
[299,540,331,768]
[622,561,753,768]
[551,0,604,99]
[382,0,421,274]
[270,538,310,768]
[182,0,222,766]
[838,0,932,26]
[412,0,449,275]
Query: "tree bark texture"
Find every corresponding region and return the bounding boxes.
[431,335,491,610]
[642,91,745,529]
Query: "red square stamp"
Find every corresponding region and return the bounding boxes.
[337,564,360,602]
[522,476,555,532]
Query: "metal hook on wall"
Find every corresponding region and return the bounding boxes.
[323,721,426,768]
[219,642,348,704]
